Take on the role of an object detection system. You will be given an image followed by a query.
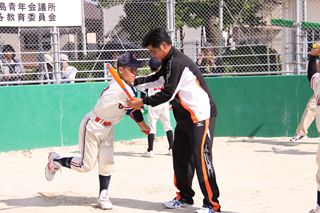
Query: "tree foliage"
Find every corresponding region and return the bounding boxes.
[98,0,281,43]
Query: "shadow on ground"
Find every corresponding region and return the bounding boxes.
[226,138,318,155]
[0,193,238,213]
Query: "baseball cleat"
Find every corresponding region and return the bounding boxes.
[45,152,61,181]
[163,198,192,209]
[290,134,305,143]
[309,205,320,213]
[141,150,154,158]
[97,190,113,210]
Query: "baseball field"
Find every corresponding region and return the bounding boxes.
[0,136,318,213]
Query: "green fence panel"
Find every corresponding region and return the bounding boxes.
[0,75,315,151]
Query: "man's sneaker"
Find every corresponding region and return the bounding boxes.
[309,205,320,213]
[168,149,172,156]
[97,190,113,210]
[163,198,192,209]
[196,206,215,213]
[45,152,61,181]
[290,134,305,143]
[142,150,154,158]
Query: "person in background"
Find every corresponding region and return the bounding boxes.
[196,47,215,74]
[290,57,320,142]
[306,42,320,213]
[60,54,78,83]
[42,43,53,81]
[141,57,174,158]
[290,94,320,143]
[0,44,24,84]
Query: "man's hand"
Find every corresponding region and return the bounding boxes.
[138,121,151,135]
[128,97,144,110]
[311,42,320,56]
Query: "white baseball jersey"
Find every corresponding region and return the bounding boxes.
[311,73,320,106]
[69,79,136,176]
[92,79,136,125]
[147,86,166,108]
[147,86,172,134]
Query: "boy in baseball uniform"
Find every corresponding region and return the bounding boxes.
[141,57,173,157]
[44,52,150,210]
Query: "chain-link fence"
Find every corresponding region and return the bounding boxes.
[177,0,286,76]
[0,0,318,86]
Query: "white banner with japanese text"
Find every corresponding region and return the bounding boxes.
[0,0,82,27]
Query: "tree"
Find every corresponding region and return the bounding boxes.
[97,0,282,74]
[174,0,280,47]
[98,0,167,45]
[118,0,166,45]
[98,0,281,49]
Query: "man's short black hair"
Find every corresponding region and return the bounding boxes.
[142,28,172,48]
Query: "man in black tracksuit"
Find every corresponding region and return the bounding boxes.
[128,28,220,213]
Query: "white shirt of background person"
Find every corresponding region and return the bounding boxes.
[60,54,78,83]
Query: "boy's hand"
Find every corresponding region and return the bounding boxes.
[138,121,150,135]
[128,97,144,110]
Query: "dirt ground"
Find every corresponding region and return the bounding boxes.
[0,136,319,213]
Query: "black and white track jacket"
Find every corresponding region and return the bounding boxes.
[135,47,217,126]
